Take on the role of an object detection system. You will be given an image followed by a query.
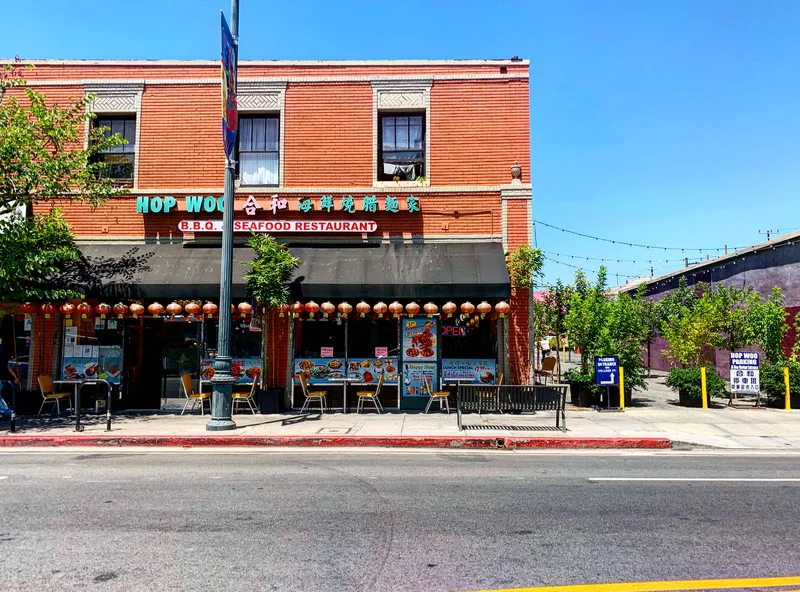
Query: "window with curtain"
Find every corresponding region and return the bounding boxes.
[95,116,136,184]
[378,112,425,181]
[238,115,279,186]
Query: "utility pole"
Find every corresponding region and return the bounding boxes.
[207,0,239,431]
[758,229,777,241]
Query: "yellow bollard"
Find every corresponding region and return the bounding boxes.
[562,341,566,363]
[619,366,625,410]
[701,367,708,409]
[785,366,791,411]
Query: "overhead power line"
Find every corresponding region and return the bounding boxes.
[534,220,745,253]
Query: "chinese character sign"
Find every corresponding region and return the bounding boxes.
[730,352,760,394]
[221,12,238,160]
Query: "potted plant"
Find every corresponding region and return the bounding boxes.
[665,366,726,407]
[760,361,800,409]
[564,367,598,407]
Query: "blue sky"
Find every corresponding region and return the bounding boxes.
[3,0,799,286]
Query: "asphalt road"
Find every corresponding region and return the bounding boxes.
[1,450,799,592]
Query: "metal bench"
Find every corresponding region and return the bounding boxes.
[456,384,568,431]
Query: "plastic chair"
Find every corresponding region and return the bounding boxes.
[180,374,211,415]
[423,375,451,414]
[233,378,258,415]
[297,372,327,413]
[355,371,385,414]
[37,375,72,415]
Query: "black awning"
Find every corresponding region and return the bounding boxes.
[67,242,510,301]
[288,242,511,300]
[61,243,254,300]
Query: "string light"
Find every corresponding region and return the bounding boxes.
[544,256,641,280]
[534,220,746,252]
[542,250,702,265]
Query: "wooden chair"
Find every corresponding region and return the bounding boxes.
[297,372,327,413]
[423,375,451,414]
[535,356,557,384]
[355,372,385,414]
[475,372,504,414]
[180,373,211,415]
[37,375,72,415]
[233,378,258,415]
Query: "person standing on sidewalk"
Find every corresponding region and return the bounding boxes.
[540,337,552,358]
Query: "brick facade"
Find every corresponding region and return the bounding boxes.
[7,58,533,400]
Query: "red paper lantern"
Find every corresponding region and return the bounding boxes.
[20,302,37,316]
[388,301,403,318]
[113,303,128,318]
[202,302,218,318]
[130,303,145,318]
[355,301,371,318]
[289,301,304,318]
[405,302,420,317]
[337,302,353,318]
[40,303,56,319]
[185,302,201,318]
[373,302,388,318]
[237,302,253,317]
[495,301,510,318]
[423,302,438,317]
[95,303,112,318]
[277,303,290,318]
[76,302,92,319]
[321,301,335,318]
[477,301,492,319]
[442,302,457,318]
[305,301,319,318]
[460,302,475,316]
[60,303,75,316]
[148,302,165,317]
[166,302,183,316]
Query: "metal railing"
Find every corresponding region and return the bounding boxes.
[75,379,114,433]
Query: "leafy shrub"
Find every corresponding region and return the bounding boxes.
[760,362,800,404]
[665,367,726,399]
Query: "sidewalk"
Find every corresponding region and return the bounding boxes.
[2,374,798,450]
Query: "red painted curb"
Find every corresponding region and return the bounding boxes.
[0,435,672,449]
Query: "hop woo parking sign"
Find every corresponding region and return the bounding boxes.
[730,352,760,394]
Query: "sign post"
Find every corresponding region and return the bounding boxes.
[207,3,239,431]
[595,356,619,410]
[729,352,760,407]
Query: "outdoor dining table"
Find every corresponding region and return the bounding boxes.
[54,379,85,411]
[326,377,359,413]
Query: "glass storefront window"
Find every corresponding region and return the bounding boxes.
[294,317,346,358]
[440,317,496,359]
[347,318,398,358]
[203,319,262,358]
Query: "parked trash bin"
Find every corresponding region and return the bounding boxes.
[258,388,282,414]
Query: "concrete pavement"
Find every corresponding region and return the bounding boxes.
[1,450,798,591]
[2,372,798,449]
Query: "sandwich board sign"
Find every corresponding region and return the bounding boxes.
[595,356,619,386]
[730,352,760,394]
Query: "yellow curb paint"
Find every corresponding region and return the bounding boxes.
[467,575,800,592]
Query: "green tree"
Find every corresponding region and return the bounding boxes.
[637,288,662,375]
[566,266,611,373]
[243,234,301,388]
[1,60,128,218]
[750,286,789,364]
[661,282,723,367]
[714,285,760,353]
[539,279,573,377]
[0,209,82,301]
[507,245,544,380]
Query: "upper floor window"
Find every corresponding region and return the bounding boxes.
[379,113,424,181]
[238,115,279,186]
[95,116,136,185]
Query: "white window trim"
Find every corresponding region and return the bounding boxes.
[84,82,143,189]
[236,81,286,188]
[372,79,432,187]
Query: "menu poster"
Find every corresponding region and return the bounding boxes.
[402,318,438,361]
[442,359,497,384]
[201,358,262,384]
[294,357,346,384]
[403,362,438,397]
[346,358,399,384]
[62,357,100,380]
[98,346,123,384]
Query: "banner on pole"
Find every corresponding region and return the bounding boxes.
[221,12,238,161]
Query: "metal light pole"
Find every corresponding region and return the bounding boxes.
[207,0,240,431]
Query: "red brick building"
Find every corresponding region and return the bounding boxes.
[6,58,533,410]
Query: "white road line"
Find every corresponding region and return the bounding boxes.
[0,476,7,480]
[589,477,800,482]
